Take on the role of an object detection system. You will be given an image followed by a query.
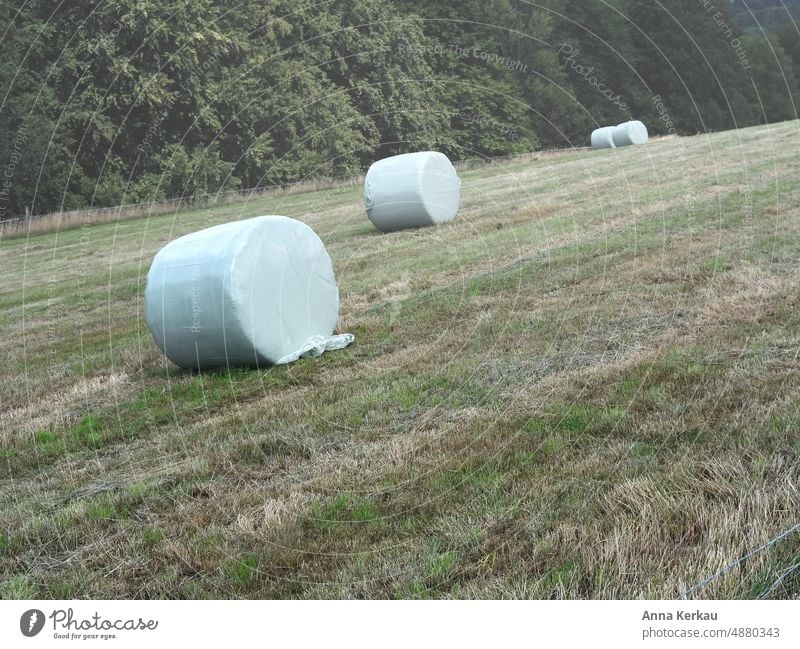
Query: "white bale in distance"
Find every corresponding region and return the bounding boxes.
[611,120,649,147]
[364,151,461,232]
[591,126,617,150]
[144,215,353,370]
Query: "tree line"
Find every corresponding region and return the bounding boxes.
[1,0,798,219]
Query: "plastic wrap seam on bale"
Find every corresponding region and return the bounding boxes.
[591,126,617,150]
[612,120,649,147]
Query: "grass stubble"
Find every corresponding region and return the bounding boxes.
[1,122,800,599]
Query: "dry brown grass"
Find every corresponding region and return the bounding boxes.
[0,175,364,240]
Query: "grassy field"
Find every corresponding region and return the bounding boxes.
[2,121,800,599]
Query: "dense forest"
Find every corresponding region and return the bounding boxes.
[1,0,799,219]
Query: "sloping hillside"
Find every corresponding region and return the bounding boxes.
[2,122,800,599]
[4,1,798,219]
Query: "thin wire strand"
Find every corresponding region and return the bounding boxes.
[757,560,800,600]
[679,521,800,599]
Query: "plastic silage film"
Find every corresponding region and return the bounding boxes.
[591,120,649,149]
[591,126,617,150]
[612,120,649,146]
[144,215,353,370]
[364,151,461,232]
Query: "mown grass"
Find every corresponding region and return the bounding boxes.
[2,121,800,599]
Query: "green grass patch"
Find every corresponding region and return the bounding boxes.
[35,430,57,445]
[230,555,260,586]
[310,494,383,530]
[68,414,103,448]
[0,575,37,599]
[427,550,457,580]
[143,528,165,548]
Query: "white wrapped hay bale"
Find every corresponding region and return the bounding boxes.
[591,126,617,150]
[144,215,353,370]
[364,151,461,232]
[612,120,649,147]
